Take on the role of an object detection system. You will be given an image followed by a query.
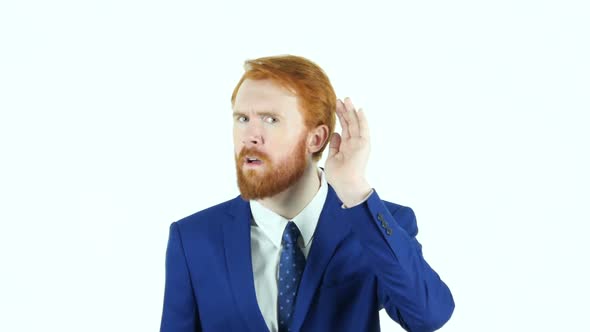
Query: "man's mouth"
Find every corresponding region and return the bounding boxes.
[245,157,263,166]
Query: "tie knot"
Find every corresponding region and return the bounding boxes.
[281,221,301,246]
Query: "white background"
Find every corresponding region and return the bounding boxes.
[1,0,588,331]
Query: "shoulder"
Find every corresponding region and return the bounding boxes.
[173,195,243,232]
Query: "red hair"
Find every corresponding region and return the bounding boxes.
[230,54,336,162]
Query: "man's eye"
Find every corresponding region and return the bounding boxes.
[264,116,278,124]
[237,116,248,122]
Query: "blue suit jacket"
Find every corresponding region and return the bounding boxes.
[160,185,454,332]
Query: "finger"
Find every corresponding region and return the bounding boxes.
[327,132,341,159]
[357,108,370,138]
[335,99,350,139]
[342,97,360,138]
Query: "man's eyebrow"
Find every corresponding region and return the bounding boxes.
[232,110,281,118]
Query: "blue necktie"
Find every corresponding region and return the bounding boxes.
[277,221,306,332]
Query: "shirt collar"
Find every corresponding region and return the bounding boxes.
[250,167,329,249]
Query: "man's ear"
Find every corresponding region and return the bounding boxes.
[307,124,330,154]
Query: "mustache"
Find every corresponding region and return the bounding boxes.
[238,147,269,162]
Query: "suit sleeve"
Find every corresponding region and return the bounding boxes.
[160,222,202,332]
[344,189,455,332]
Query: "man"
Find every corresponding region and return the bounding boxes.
[160,55,454,332]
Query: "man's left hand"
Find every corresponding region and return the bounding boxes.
[325,97,373,207]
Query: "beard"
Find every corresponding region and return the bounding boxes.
[234,134,309,201]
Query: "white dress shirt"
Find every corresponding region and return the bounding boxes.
[249,168,329,332]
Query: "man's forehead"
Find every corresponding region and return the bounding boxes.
[233,79,300,115]
[233,107,276,112]
[235,80,297,103]
[233,100,299,115]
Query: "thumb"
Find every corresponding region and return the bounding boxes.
[328,132,341,159]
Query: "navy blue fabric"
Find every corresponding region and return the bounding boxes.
[278,222,306,332]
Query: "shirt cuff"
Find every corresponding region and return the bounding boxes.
[341,189,375,209]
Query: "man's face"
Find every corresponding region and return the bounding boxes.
[232,79,310,200]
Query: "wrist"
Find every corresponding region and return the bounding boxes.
[333,179,372,207]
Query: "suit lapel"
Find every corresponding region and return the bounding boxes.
[224,196,270,332]
[290,185,352,332]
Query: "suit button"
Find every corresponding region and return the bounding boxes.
[386,228,392,235]
[381,221,388,228]
[377,213,384,221]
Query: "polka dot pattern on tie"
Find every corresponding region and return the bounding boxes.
[277,221,306,332]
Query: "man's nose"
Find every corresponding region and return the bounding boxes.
[243,135,263,147]
[242,124,265,147]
